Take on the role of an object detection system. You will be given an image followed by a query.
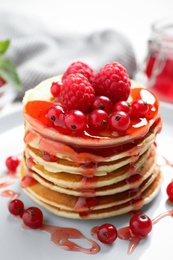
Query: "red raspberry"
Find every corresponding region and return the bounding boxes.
[60,73,95,113]
[62,61,95,83]
[93,62,131,104]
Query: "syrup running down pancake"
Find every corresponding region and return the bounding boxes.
[20,61,162,219]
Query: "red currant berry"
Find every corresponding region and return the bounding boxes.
[8,199,24,217]
[131,99,149,118]
[50,81,62,97]
[64,110,87,132]
[88,109,109,130]
[97,223,117,244]
[129,213,152,238]
[113,101,131,114]
[47,105,65,127]
[166,181,173,203]
[22,206,43,229]
[5,156,20,172]
[109,111,130,132]
[92,96,113,114]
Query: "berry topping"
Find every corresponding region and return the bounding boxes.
[166,181,173,203]
[88,109,109,130]
[5,156,20,172]
[62,61,95,83]
[47,105,65,127]
[129,213,152,238]
[22,206,43,229]
[109,111,131,132]
[8,199,24,217]
[97,223,118,244]
[92,96,113,114]
[64,110,87,132]
[50,81,62,97]
[29,60,159,136]
[131,99,149,118]
[93,62,131,103]
[60,73,95,112]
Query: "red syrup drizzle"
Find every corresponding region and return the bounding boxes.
[24,87,159,142]
[42,224,100,254]
[20,175,38,188]
[20,165,38,188]
[74,197,99,218]
[1,190,19,200]
[0,179,14,188]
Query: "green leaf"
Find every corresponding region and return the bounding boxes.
[0,39,10,55]
[0,56,23,91]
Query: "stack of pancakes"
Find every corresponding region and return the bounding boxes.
[20,76,163,219]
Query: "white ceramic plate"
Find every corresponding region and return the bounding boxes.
[0,102,173,260]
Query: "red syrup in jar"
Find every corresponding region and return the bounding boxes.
[144,18,173,103]
[145,49,173,103]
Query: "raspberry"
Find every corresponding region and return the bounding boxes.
[93,62,131,104]
[62,61,95,83]
[60,73,95,113]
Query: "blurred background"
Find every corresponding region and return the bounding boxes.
[1,0,172,60]
[1,0,173,105]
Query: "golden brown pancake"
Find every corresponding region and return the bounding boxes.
[20,159,162,219]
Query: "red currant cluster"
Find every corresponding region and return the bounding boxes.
[96,213,152,245]
[48,61,149,133]
[96,175,173,245]
[5,156,43,229]
[8,198,43,229]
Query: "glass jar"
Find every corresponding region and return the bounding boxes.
[141,18,173,103]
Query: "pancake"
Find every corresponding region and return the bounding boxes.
[20,159,162,219]
[19,61,163,219]
[23,145,156,196]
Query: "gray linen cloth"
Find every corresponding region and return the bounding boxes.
[0,10,137,100]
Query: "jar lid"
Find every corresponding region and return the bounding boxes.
[152,17,173,37]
